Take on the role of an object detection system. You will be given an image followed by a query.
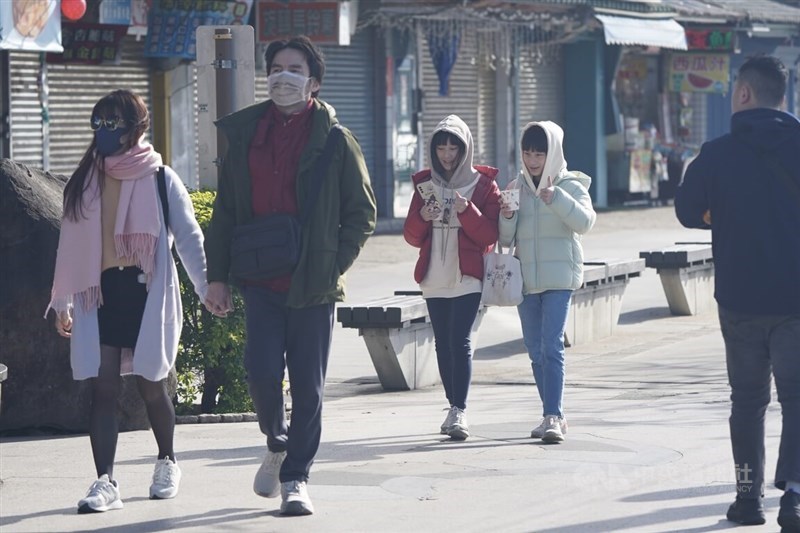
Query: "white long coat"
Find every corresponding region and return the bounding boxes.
[69,167,208,381]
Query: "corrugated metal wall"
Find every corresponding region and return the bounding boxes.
[477,63,496,166]
[46,37,152,175]
[254,27,378,181]
[517,46,565,127]
[8,52,43,167]
[420,31,480,166]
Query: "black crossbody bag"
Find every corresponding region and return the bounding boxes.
[229,125,343,282]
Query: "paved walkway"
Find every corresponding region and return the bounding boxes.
[0,207,788,532]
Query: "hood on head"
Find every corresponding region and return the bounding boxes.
[520,121,567,193]
[429,114,478,188]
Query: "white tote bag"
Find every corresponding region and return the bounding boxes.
[481,242,524,306]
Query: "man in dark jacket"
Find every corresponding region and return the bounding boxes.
[204,35,376,516]
[675,55,800,531]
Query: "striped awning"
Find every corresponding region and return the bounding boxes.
[596,14,688,50]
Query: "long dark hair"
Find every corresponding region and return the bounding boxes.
[62,89,150,221]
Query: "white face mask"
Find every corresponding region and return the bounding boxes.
[267,71,312,107]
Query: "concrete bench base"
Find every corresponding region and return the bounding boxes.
[566,278,628,346]
[658,263,715,316]
[640,243,714,316]
[360,309,486,391]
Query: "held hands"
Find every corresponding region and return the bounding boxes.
[538,175,556,205]
[55,310,72,338]
[204,281,233,318]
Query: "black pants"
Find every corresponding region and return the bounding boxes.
[242,286,334,483]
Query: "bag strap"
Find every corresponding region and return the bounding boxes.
[156,165,169,228]
[734,132,800,205]
[299,124,344,225]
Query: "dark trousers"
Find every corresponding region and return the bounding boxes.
[242,286,334,483]
[718,306,800,497]
[426,292,482,410]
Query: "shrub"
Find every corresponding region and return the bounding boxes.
[173,190,252,414]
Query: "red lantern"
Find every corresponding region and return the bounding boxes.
[61,0,87,21]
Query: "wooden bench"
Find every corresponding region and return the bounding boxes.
[337,291,487,391]
[639,242,714,316]
[565,258,646,346]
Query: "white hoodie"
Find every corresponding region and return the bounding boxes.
[421,115,482,298]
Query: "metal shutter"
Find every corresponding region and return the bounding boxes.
[8,52,43,167]
[255,27,378,181]
[477,62,496,165]
[420,31,479,167]
[517,46,565,127]
[46,37,152,175]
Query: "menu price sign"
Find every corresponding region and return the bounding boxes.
[256,1,340,44]
[47,23,127,64]
[145,0,253,59]
[669,53,730,93]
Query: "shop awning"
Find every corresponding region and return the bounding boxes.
[595,14,688,50]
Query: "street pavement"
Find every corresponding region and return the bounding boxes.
[0,206,788,532]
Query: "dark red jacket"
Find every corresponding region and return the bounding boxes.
[404,165,501,284]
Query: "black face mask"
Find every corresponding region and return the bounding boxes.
[95,127,127,156]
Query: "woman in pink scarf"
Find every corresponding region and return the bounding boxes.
[46,89,214,513]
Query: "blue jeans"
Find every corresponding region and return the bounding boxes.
[719,306,800,497]
[426,292,482,410]
[242,286,334,483]
[517,290,572,418]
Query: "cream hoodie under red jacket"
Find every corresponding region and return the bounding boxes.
[404,115,501,294]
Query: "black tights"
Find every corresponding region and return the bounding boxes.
[90,345,175,479]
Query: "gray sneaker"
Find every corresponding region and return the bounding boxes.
[253,450,286,498]
[532,416,567,439]
[440,406,457,434]
[150,457,181,499]
[280,480,314,516]
[77,474,123,514]
[447,408,469,440]
[542,415,565,443]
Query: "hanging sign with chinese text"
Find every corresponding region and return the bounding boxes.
[256,1,340,45]
[46,23,127,64]
[668,53,730,93]
[685,28,734,52]
[145,0,253,59]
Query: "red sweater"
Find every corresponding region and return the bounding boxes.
[404,165,501,284]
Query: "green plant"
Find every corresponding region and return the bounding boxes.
[173,190,252,414]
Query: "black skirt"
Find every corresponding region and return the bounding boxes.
[98,266,148,348]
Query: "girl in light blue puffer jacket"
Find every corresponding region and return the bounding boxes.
[498,121,596,444]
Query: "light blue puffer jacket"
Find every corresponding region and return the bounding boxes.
[498,121,596,293]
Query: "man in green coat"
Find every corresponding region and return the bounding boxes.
[204,35,376,516]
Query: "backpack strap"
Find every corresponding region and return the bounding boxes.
[156,166,169,229]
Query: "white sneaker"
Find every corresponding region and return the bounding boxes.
[447,408,469,440]
[253,450,286,498]
[531,416,567,439]
[150,457,181,499]
[77,474,123,513]
[542,415,566,443]
[280,480,314,516]
[440,406,458,434]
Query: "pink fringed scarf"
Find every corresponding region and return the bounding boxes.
[46,140,163,316]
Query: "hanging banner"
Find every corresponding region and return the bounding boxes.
[256,1,340,44]
[0,0,63,52]
[668,53,730,93]
[145,0,253,59]
[100,0,151,36]
[46,23,128,65]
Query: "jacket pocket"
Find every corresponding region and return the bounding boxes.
[306,249,339,295]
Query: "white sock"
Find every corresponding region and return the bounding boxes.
[786,480,800,494]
